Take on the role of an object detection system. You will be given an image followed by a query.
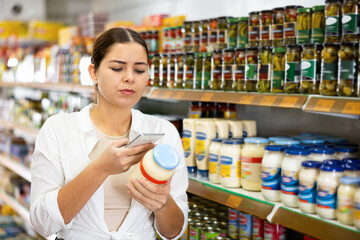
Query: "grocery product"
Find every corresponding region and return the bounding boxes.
[209,18,219,52]
[168,53,176,88]
[354,185,360,230]
[175,53,185,88]
[300,44,321,94]
[160,53,168,88]
[273,8,285,24]
[217,17,229,51]
[214,120,230,139]
[336,146,359,160]
[228,208,239,239]
[284,45,301,94]
[220,139,242,188]
[202,52,212,90]
[274,140,301,146]
[311,5,326,44]
[341,0,359,43]
[342,158,360,165]
[239,212,252,240]
[234,48,246,91]
[237,17,249,48]
[200,20,210,53]
[284,5,302,45]
[151,53,161,86]
[192,21,201,52]
[337,176,360,225]
[227,120,243,138]
[268,136,292,144]
[342,163,360,177]
[184,52,195,89]
[245,47,259,92]
[257,47,273,93]
[189,102,207,118]
[222,49,235,91]
[299,161,322,214]
[320,43,339,96]
[252,216,265,240]
[264,221,287,240]
[194,53,203,89]
[248,12,260,48]
[242,120,257,137]
[183,119,197,177]
[190,220,202,240]
[271,47,286,93]
[212,50,223,90]
[301,139,325,145]
[309,148,336,161]
[228,18,238,49]
[183,21,193,52]
[209,138,223,184]
[337,42,358,96]
[296,8,312,44]
[324,0,342,44]
[260,10,273,47]
[272,23,284,47]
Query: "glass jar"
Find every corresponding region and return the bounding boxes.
[342,0,359,43]
[271,47,286,93]
[241,137,269,191]
[261,145,287,202]
[176,26,183,52]
[184,52,195,89]
[192,21,201,52]
[285,5,303,22]
[280,149,311,208]
[336,146,359,160]
[285,44,301,93]
[200,19,210,52]
[284,6,302,46]
[320,43,339,96]
[311,5,326,44]
[228,18,238,49]
[248,11,260,47]
[202,52,212,90]
[151,53,161,87]
[324,0,342,44]
[337,42,358,96]
[245,47,259,92]
[208,18,218,52]
[299,161,322,214]
[175,53,185,89]
[257,47,273,93]
[296,8,312,44]
[194,53,203,89]
[309,148,336,161]
[272,23,284,47]
[342,163,360,177]
[217,16,229,51]
[150,30,159,54]
[300,44,321,94]
[260,10,273,47]
[189,102,208,118]
[273,7,285,24]
[167,53,176,88]
[160,53,168,88]
[183,21,193,52]
[220,103,236,119]
[355,185,360,230]
[237,17,249,48]
[209,138,224,184]
[337,176,360,225]
[147,54,153,86]
[211,50,223,90]
[169,27,177,53]
[222,49,235,91]
[234,48,246,91]
[220,139,243,188]
[163,28,170,53]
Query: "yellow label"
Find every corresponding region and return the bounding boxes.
[354,209,360,220]
[342,102,360,115]
[220,164,231,177]
[174,91,185,99]
[280,96,298,107]
[224,111,236,119]
[260,96,277,106]
[313,99,335,112]
[209,162,218,174]
[201,92,214,101]
[237,161,241,178]
[183,138,191,152]
[226,195,242,209]
[239,95,254,104]
[195,140,206,155]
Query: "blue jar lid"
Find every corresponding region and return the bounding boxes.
[336,143,359,148]
[326,138,348,144]
[269,136,292,142]
[285,148,311,156]
[293,135,312,140]
[301,139,325,144]
[340,176,360,185]
[274,140,300,145]
[320,163,344,172]
[341,163,360,171]
[302,160,322,168]
[300,132,317,137]
[265,145,287,151]
[223,139,243,145]
[292,144,313,149]
[313,144,334,149]
[244,137,269,144]
[310,148,336,154]
[232,138,245,143]
[335,147,359,153]
[315,134,336,139]
[153,144,180,170]
[323,159,343,165]
[211,138,224,143]
[342,158,360,165]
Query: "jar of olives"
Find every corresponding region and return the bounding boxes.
[300,44,321,94]
[320,44,339,96]
[324,0,342,44]
[260,10,273,47]
[257,47,273,93]
[248,11,260,47]
[168,53,176,88]
[234,48,246,91]
[245,47,259,92]
[222,49,235,91]
[337,42,358,96]
[273,7,285,24]
[211,50,223,90]
[147,54,153,86]
[217,16,229,51]
[192,21,201,52]
[209,18,218,52]
[228,18,238,49]
[272,24,284,47]
[183,21,193,52]
[271,47,286,93]
[200,19,210,52]
[311,5,326,44]
[160,53,168,88]
[296,8,312,44]
[202,52,212,90]
[151,53,161,87]
[184,52,195,89]
[175,53,185,89]
[341,0,359,43]
[285,45,302,93]
[194,53,203,90]
[284,6,302,46]
[285,5,303,22]
[237,17,249,48]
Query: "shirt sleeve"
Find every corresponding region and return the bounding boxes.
[30,116,74,237]
[155,121,189,240]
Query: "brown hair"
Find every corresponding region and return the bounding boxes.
[91,28,149,70]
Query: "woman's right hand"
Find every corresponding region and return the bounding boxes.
[93,138,155,176]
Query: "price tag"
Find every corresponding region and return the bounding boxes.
[342,102,360,115]
[174,91,185,100]
[225,195,242,209]
[260,96,277,106]
[239,95,254,104]
[280,97,299,108]
[162,90,172,99]
[201,92,214,101]
[313,99,335,112]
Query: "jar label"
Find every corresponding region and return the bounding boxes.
[261,166,281,190]
[355,202,360,220]
[264,222,286,240]
[299,179,317,204]
[245,64,258,80]
[248,26,259,41]
[316,184,337,209]
[184,33,193,45]
[340,60,356,80]
[338,195,354,215]
[258,64,271,80]
[325,16,340,36]
[284,22,296,38]
[209,30,218,43]
[182,130,192,158]
[150,39,158,52]
[285,62,301,83]
[223,65,233,80]
[186,66,194,80]
[176,38,183,51]
[321,62,337,81]
[190,226,201,240]
[209,160,218,175]
[260,25,271,40]
[212,65,222,80]
[311,28,325,43]
[234,65,245,80]
[203,71,211,88]
[239,213,252,239]
[241,162,262,181]
[272,24,284,40]
[296,29,311,44]
[228,36,237,49]
[177,66,184,83]
[189,111,201,119]
[272,70,285,88]
[201,31,209,44]
[201,231,221,240]
[195,132,207,161]
[342,13,358,34]
[281,170,299,195]
[301,59,317,81]
[217,30,227,44]
[193,33,200,46]
[252,216,264,239]
[220,155,240,178]
[237,36,248,48]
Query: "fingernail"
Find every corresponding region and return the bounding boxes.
[131,179,136,184]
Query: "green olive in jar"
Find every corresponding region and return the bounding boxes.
[184,52,195,89]
[202,52,212,90]
[174,53,185,89]
[320,44,339,96]
[341,0,359,43]
[271,47,286,93]
[222,49,235,91]
[234,48,246,91]
[245,47,259,92]
[151,53,161,87]
[285,45,301,93]
[300,44,321,94]
[337,42,358,96]
[194,53,203,89]
[257,47,272,93]
[324,0,342,44]
[183,21,193,52]
[211,50,223,90]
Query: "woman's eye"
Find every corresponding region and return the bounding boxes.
[135,70,145,74]
[111,68,122,72]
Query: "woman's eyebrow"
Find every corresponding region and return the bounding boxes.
[109,60,147,65]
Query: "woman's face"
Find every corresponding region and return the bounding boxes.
[92,42,148,109]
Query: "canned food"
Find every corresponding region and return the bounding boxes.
[311,5,326,44]
[271,47,286,93]
[222,48,235,91]
[211,50,223,90]
[284,44,301,93]
[296,8,312,44]
[257,47,273,93]
[200,225,222,240]
[252,216,265,240]
[264,221,286,240]
[337,42,358,96]
[320,43,339,96]
[245,47,259,92]
[190,221,203,240]
[234,48,246,91]
[237,17,249,48]
[239,212,253,240]
[324,0,342,44]
[228,208,239,239]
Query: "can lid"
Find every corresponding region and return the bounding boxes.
[239,16,249,21]
[336,143,359,148]
[313,144,334,149]
[310,148,336,154]
[325,137,347,144]
[273,47,286,53]
[312,5,325,11]
[244,137,269,144]
[301,139,325,144]
[335,146,359,153]
[302,160,322,168]
[341,163,360,171]
[274,140,301,145]
[342,158,360,165]
[211,138,224,143]
[292,144,313,149]
[297,8,312,13]
[320,163,344,172]
[153,144,180,170]
[265,145,287,151]
[340,176,360,185]
[285,148,311,155]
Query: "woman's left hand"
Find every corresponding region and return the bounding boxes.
[127,179,171,212]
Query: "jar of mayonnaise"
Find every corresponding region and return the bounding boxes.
[342,158,360,165]
[354,183,360,230]
[280,149,311,208]
[299,161,322,214]
[316,163,344,219]
[325,137,348,144]
[309,148,336,162]
[268,136,292,145]
[301,139,325,145]
[220,139,243,188]
[129,144,180,184]
[183,118,197,177]
[313,144,334,149]
[209,138,224,184]
[335,147,359,160]
[323,159,342,166]
[241,137,269,191]
[342,163,360,178]
[274,140,300,146]
[337,176,360,225]
[292,144,313,150]
[261,145,286,202]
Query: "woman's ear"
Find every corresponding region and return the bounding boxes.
[88,64,98,85]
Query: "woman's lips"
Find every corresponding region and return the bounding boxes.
[119,89,135,95]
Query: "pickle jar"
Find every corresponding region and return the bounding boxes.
[300,44,321,94]
[272,23,284,47]
[337,42,358,96]
[200,19,210,52]
[285,5,303,22]
[151,53,161,87]
[194,53,203,89]
[228,18,238,49]
[209,18,218,52]
[184,52,195,89]
[245,47,259,92]
[160,53,169,88]
[248,11,260,47]
[260,10,273,47]
[217,16,230,51]
[273,7,285,24]
[285,45,302,93]
[202,52,212,90]
[296,8,312,44]
[257,47,273,93]
[311,5,326,44]
[183,21,193,52]
[341,0,359,43]
[271,47,286,93]
[234,48,246,91]
[147,54,153,86]
[284,6,302,46]
[320,43,339,96]
[211,50,223,90]
[168,53,176,88]
[192,21,201,52]
[222,49,235,91]
[324,0,342,44]
[237,17,249,48]
[175,53,185,89]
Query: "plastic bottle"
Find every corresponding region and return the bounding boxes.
[209,138,223,184]
[183,119,197,176]
[220,139,243,188]
[214,119,230,139]
[337,176,360,225]
[309,148,336,162]
[242,120,257,138]
[227,120,243,138]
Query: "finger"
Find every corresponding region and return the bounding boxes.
[127,182,160,209]
[125,143,155,156]
[112,138,130,148]
[130,179,159,199]
[138,178,170,195]
[127,189,155,211]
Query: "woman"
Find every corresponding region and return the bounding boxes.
[30,28,188,240]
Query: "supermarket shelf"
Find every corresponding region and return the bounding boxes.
[0,119,39,138]
[0,189,30,225]
[0,82,95,94]
[188,177,360,240]
[0,154,31,182]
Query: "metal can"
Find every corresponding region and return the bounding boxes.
[185,52,196,89]
[257,47,273,93]
[284,44,301,93]
[337,42,358,96]
[160,53,168,88]
[271,47,286,93]
[252,216,265,240]
[311,5,326,44]
[201,19,210,52]
[228,18,238,49]
[264,221,286,240]
[228,208,239,240]
[151,53,161,87]
[217,16,230,51]
[300,44,321,94]
[260,10,273,47]
[175,53,185,89]
[341,0,358,43]
[324,0,342,44]
[234,48,246,91]
[222,48,235,91]
[273,7,285,24]
[245,47,259,92]
[192,21,201,52]
[248,11,260,47]
[183,21,193,52]
[239,212,252,240]
[194,53,203,89]
[296,8,312,44]
[202,52,212,89]
[201,225,222,240]
[190,220,203,240]
[320,43,339,96]
[237,17,249,48]
[211,50,223,90]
